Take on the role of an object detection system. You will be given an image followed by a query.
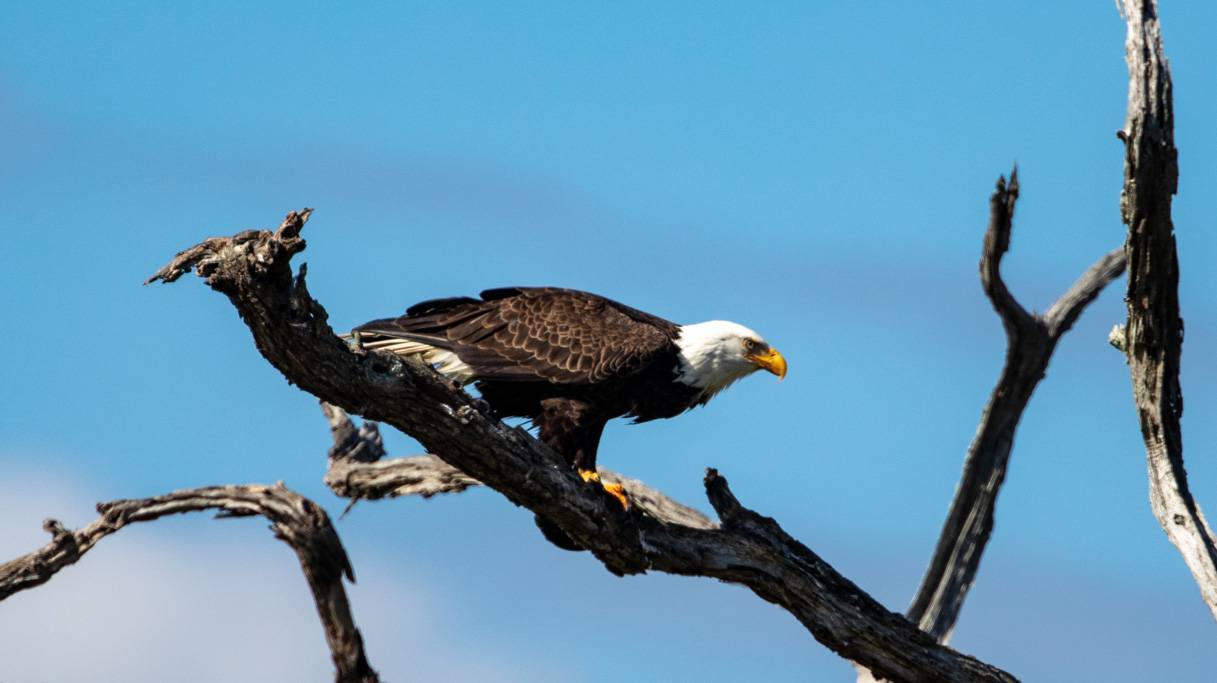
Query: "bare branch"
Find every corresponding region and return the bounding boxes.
[324,400,389,464]
[0,484,378,683]
[1117,0,1217,620]
[322,401,478,499]
[327,453,481,500]
[320,402,716,528]
[149,212,1018,683]
[905,174,1126,644]
[1043,248,1127,338]
[979,170,1034,331]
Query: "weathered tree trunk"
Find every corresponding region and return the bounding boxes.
[1116,0,1217,620]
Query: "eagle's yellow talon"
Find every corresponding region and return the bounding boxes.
[577,469,629,510]
[602,482,630,510]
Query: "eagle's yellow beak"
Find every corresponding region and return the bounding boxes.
[749,347,788,380]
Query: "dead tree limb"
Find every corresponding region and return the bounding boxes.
[0,484,379,683]
[1115,0,1217,620]
[321,402,716,529]
[904,172,1126,643]
[148,211,1017,683]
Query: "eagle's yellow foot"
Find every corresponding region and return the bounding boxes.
[602,482,629,510]
[577,469,630,510]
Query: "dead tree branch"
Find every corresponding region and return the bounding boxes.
[0,484,378,683]
[321,402,716,529]
[323,401,480,500]
[1115,0,1217,620]
[148,211,1017,683]
[905,171,1126,642]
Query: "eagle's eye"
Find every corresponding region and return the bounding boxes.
[743,338,756,351]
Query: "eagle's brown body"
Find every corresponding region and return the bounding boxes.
[354,287,704,473]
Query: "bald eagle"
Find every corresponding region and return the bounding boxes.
[351,287,786,508]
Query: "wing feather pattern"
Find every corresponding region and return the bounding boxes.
[352,288,679,384]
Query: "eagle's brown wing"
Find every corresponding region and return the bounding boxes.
[352,287,679,384]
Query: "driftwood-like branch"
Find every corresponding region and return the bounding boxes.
[1116,0,1217,620]
[321,402,716,529]
[905,171,1126,643]
[0,484,378,683]
[323,401,480,500]
[148,211,1017,683]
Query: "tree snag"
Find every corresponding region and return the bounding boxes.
[1116,0,1217,620]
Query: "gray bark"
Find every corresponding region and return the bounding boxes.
[1116,0,1217,620]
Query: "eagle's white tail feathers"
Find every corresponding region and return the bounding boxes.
[356,337,476,384]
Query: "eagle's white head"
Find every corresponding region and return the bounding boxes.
[674,320,787,401]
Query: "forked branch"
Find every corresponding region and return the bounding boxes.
[0,484,378,683]
[148,211,1017,682]
[905,171,1125,643]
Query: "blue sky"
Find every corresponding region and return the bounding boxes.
[2,2,1216,681]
